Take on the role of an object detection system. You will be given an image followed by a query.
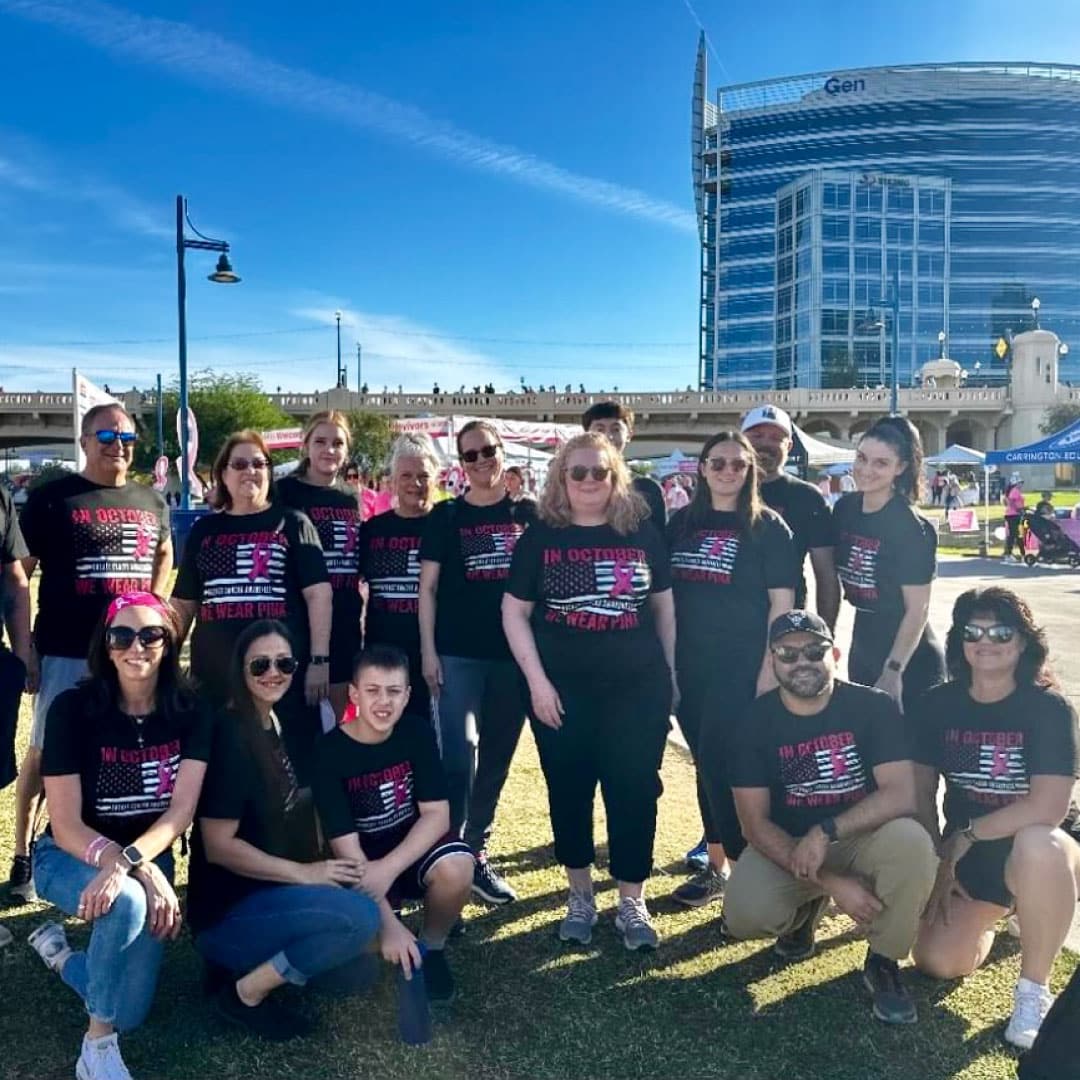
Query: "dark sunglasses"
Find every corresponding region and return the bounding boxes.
[707,456,749,474]
[962,623,1017,644]
[566,465,611,482]
[772,643,831,664]
[106,625,169,651]
[460,444,499,464]
[345,472,360,480]
[94,430,137,446]
[248,656,298,677]
[228,457,270,472]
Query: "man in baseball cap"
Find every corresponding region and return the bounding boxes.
[721,609,936,1025]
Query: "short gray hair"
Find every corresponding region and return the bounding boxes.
[389,433,441,476]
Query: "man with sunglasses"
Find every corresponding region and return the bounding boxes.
[722,610,937,1025]
[8,403,171,906]
[582,402,666,525]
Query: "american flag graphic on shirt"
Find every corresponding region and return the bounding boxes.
[95,752,180,820]
[779,739,868,806]
[670,530,740,584]
[460,525,523,580]
[368,545,421,608]
[543,555,650,620]
[198,536,288,610]
[944,739,1028,804]
[836,531,881,608]
[314,516,361,580]
[74,521,157,585]
[347,766,416,837]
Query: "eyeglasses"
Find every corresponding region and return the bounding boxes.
[707,456,749,474]
[345,472,360,481]
[962,623,1017,644]
[566,465,611,482]
[228,457,270,472]
[94,430,137,446]
[460,444,499,464]
[106,625,169,651]
[772,642,831,664]
[247,656,298,677]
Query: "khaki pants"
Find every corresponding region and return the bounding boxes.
[723,817,938,961]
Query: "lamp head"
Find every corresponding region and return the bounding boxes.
[208,253,240,284]
[937,330,946,343]
[1032,297,1041,311]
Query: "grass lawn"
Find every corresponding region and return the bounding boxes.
[2,687,1074,1080]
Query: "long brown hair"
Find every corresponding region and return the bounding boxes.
[295,410,351,479]
[672,430,764,539]
[209,429,275,510]
[861,416,924,504]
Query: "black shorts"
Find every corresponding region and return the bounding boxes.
[955,837,1014,909]
[0,647,26,790]
[387,833,473,907]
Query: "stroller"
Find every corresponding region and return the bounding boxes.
[1020,509,1080,568]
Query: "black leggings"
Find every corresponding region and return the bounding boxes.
[848,624,946,716]
[1004,514,1023,557]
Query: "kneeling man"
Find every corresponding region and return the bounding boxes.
[722,611,937,1024]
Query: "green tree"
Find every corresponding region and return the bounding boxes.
[133,371,293,471]
[1039,403,1080,436]
[345,411,393,473]
[28,462,73,491]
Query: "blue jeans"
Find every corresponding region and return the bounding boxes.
[33,833,175,1031]
[435,655,526,851]
[194,885,380,987]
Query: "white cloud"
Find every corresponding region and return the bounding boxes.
[0,0,697,233]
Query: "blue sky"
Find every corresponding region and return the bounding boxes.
[2,0,1080,394]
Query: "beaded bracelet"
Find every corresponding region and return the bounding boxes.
[84,836,117,868]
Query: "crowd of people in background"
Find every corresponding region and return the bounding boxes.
[0,397,1077,1079]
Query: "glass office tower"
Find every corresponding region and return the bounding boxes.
[692,50,1080,390]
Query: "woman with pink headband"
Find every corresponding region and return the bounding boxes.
[27,591,212,1080]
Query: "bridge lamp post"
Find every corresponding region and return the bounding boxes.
[176,194,240,511]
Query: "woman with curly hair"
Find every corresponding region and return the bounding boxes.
[912,586,1080,1050]
[502,432,676,950]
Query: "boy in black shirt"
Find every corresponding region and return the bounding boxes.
[582,402,666,525]
[723,611,937,1025]
[312,645,473,1001]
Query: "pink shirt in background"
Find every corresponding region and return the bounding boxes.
[1005,487,1026,516]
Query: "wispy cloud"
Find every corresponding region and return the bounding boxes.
[0,0,697,233]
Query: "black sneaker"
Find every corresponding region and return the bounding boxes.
[448,916,468,939]
[7,853,36,905]
[215,982,315,1041]
[471,853,517,905]
[423,948,455,1003]
[774,896,828,962]
[862,951,918,1025]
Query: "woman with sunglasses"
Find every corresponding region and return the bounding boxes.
[832,416,944,714]
[419,420,536,905]
[187,621,378,1041]
[276,411,364,722]
[358,434,441,721]
[172,430,331,782]
[667,431,798,907]
[503,433,675,949]
[912,587,1080,1050]
[28,592,210,1080]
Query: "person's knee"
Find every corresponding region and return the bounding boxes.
[875,817,938,877]
[428,853,474,894]
[1008,825,1074,892]
[912,933,986,981]
[105,881,149,937]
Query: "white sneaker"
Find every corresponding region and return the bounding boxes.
[1004,978,1054,1050]
[614,896,660,951]
[558,890,598,945]
[76,1033,134,1080]
[28,920,71,973]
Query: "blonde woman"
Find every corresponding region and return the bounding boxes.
[502,433,676,950]
[276,411,363,721]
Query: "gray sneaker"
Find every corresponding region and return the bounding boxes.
[614,896,659,951]
[672,865,729,908]
[558,891,598,945]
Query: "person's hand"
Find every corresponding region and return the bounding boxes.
[380,915,423,979]
[305,662,330,706]
[135,863,183,940]
[874,666,903,709]
[827,875,884,925]
[790,826,829,881]
[358,858,397,904]
[25,647,39,695]
[422,652,443,701]
[529,676,565,730]
[921,831,971,927]
[302,859,367,888]
[77,862,130,922]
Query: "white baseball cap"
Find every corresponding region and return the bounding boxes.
[741,404,793,437]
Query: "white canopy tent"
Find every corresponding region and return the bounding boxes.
[925,444,986,467]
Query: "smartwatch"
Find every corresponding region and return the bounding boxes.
[120,844,145,871]
[885,658,903,673]
[309,655,330,666]
[818,816,839,843]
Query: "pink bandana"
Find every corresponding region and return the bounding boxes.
[106,591,170,625]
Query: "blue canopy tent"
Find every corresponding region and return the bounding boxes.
[985,418,1080,467]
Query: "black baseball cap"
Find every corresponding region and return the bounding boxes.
[769,610,834,646]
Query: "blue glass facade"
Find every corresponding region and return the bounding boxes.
[693,62,1080,390]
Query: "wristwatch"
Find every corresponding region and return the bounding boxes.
[818,816,839,842]
[961,821,981,844]
[309,655,330,666]
[885,658,903,673]
[119,844,145,871]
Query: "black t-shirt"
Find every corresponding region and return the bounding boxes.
[41,684,213,848]
[633,475,667,527]
[914,682,1080,832]
[0,485,28,650]
[668,507,798,677]
[357,510,428,658]
[760,472,832,608]
[312,715,447,860]
[730,680,908,838]
[187,712,318,933]
[172,506,328,699]
[276,476,364,670]
[20,474,170,658]
[506,520,672,681]
[419,495,536,660]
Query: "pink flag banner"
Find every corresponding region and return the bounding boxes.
[152,455,170,491]
[946,508,979,533]
[175,407,204,499]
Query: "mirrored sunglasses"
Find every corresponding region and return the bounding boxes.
[962,623,1017,644]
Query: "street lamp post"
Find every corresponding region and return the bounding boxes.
[356,342,363,390]
[176,195,240,510]
[335,310,344,388]
[1032,297,1041,330]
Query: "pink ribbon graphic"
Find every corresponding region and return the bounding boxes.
[343,520,357,554]
[990,746,1010,779]
[609,559,635,598]
[829,747,849,778]
[707,534,729,558]
[133,525,152,560]
[393,778,410,807]
[248,542,272,581]
[154,761,176,799]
